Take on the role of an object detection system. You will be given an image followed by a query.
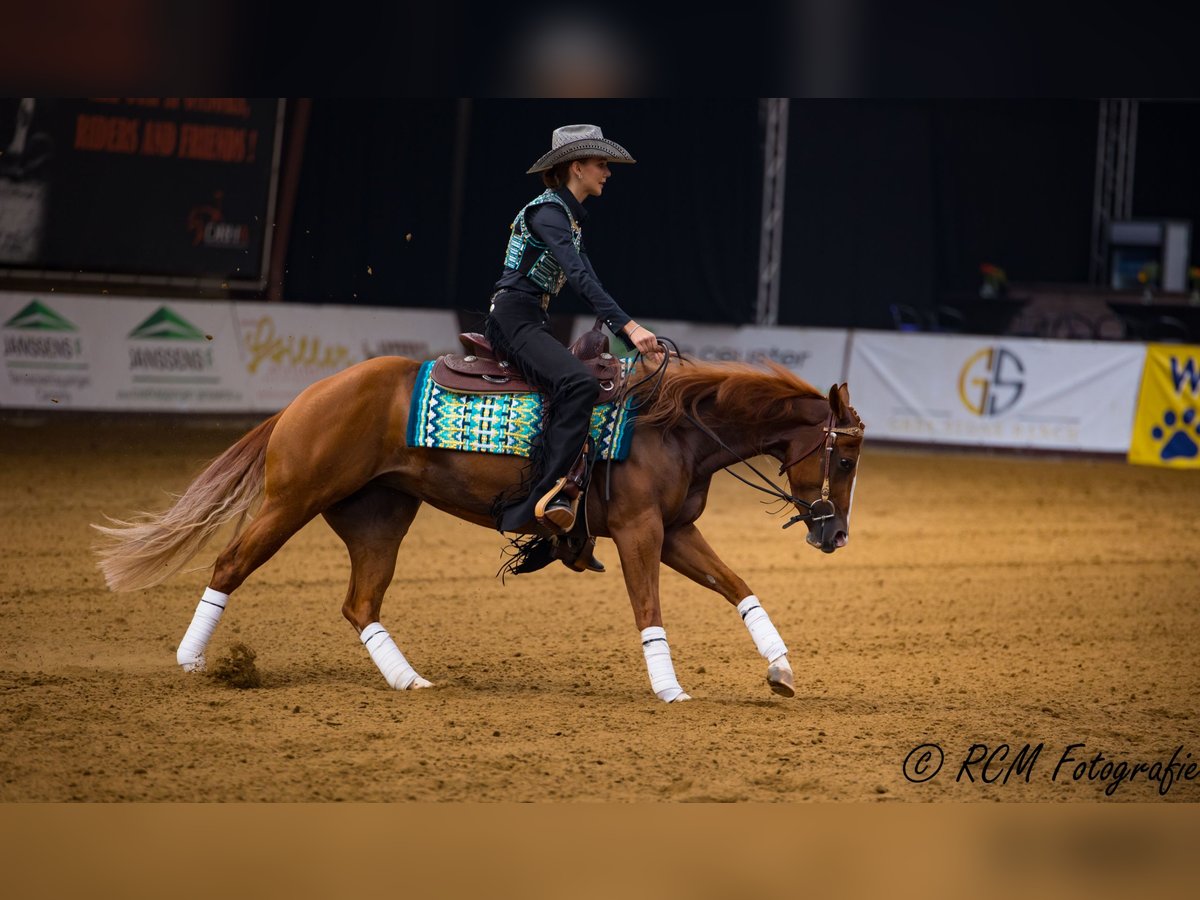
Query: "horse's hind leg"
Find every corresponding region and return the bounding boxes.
[661,523,795,698]
[322,483,429,690]
[177,499,319,671]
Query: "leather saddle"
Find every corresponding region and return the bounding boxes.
[431,319,623,404]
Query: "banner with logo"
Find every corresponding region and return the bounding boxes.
[1,292,460,412]
[571,317,850,387]
[847,332,1147,451]
[1128,343,1200,467]
[2,293,100,408]
[233,303,460,410]
[0,98,282,287]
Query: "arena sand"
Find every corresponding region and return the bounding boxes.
[1,418,1197,802]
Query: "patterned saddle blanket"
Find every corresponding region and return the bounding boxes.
[406,358,638,461]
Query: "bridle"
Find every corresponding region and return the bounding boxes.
[618,339,863,534]
[682,408,863,531]
[777,413,864,529]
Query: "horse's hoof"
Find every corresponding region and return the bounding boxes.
[767,663,795,698]
[406,676,434,690]
[670,692,692,703]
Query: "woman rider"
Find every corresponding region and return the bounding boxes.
[485,124,660,539]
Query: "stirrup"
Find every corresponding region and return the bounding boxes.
[534,478,577,533]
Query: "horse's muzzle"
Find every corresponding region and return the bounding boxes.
[807,529,848,553]
[798,498,847,553]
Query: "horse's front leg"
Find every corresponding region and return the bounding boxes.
[609,511,690,703]
[662,523,795,698]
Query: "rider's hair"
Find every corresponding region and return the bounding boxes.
[541,161,574,190]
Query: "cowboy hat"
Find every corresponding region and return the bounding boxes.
[525,124,636,174]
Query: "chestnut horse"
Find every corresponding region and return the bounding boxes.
[94,353,864,702]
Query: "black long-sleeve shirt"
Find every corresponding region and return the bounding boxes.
[493,187,633,336]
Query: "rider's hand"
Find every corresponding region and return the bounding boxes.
[624,321,661,361]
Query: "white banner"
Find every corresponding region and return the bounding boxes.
[572,317,850,388]
[1,291,460,412]
[847,331,1147,451]
[235,302,460,410]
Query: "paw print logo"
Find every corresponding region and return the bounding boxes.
[1151,408,1200,461]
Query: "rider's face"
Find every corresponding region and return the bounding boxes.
[571,158,610,198]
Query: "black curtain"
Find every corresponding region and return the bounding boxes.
[454,99,762,328]
[1132,100,1200,266]
[930,100,1096,295]
[284,99,762,326]
[284,100,459,305]
[283,99,1197,332]
[777,99,1098,329]
[778,100,937,330]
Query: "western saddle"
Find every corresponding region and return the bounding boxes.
[430,318,624,403]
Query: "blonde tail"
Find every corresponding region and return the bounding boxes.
[92,414,280,591]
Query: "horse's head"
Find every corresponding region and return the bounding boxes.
[780,383,865,554]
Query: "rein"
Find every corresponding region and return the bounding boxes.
[683,407,863,531]
[680,410,815,517]
[604,337,680,502]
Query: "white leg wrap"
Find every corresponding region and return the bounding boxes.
[177,587,228,671]
[737,595,788,663]
[641,626,685,703]
[360,623,422,690]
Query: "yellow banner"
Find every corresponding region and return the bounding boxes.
[1128,343,1200,467]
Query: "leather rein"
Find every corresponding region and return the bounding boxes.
[682,408,863,530]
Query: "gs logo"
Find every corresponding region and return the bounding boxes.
[959,347,1025,416]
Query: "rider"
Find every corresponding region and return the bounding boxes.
[485,123,661,538]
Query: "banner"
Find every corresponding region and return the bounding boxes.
[571,317,850,388]
[847,332,1146,452]
[1,292,460,413]
[1127,343,1200,467]
[0,98,282,286]
[233,303,460,410]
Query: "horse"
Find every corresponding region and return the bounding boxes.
[93,348,865,703]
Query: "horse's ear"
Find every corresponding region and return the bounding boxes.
[828,383,845,417]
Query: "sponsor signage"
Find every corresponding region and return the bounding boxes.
[114,301,245,411]
[0,292,460,412]
[1128,344,1200,468]
[847,331,1146,452]
[571,317,850,387]
[2,297,92,407]
[0,98,283,288]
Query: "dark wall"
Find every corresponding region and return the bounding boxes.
[283,99,1197,331]
[779,101,937,329]
[283,100,459,305]
[777,100,1098,329]
[930,100,1097,293]
[455,99,763,327]
[284,99,762,325]
[1132,100,1200,265]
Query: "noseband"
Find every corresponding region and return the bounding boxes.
[681,409,862,531]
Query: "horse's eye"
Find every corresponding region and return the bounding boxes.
[839,458,855,471]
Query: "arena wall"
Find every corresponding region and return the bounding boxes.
[3,291,1198,465]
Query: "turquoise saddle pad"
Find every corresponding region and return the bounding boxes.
[406,359,637,461]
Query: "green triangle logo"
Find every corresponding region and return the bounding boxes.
[128,306,208,341]
[3,299,77,331]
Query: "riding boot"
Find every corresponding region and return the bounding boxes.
[547,440,605,573]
